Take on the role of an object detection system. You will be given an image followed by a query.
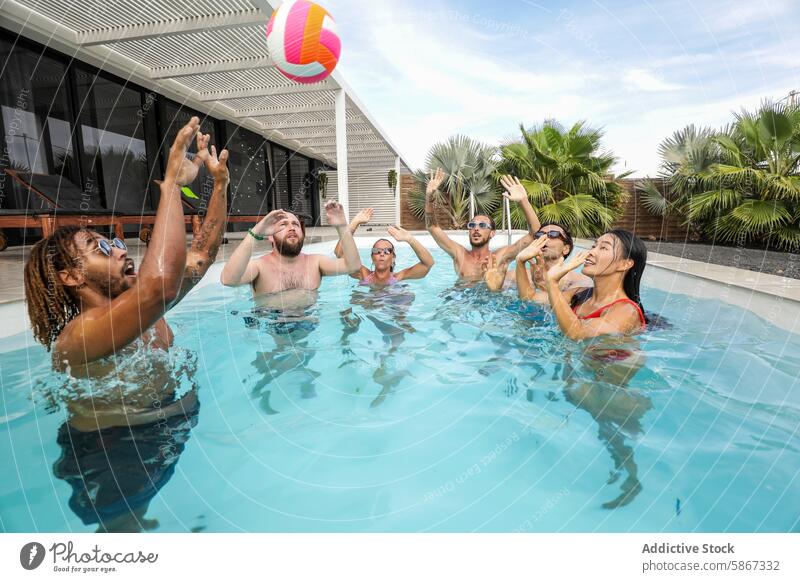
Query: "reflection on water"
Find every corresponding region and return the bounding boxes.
[243,305,321,408]
[7,247,798,532]
[563,339,652,509]
[39,345,201,531]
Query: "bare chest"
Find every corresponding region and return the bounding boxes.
[254,254,321,294]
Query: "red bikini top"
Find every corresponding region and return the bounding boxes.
[572,298,646,327]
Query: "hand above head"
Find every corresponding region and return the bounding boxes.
[175,130,210,186]
[165,117,200,186]
[253,209,289,237]
[516,236,547,263]
[387,225,412,242]
[352,207,374,226]
[426,167,446,196]
[325,200,347,226]
[499,175,528,204]
[546,250,589,284]
[205,144,229,182]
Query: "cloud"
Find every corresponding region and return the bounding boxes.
[622,68,683,92]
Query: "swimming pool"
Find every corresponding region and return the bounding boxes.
[1,236,799,532]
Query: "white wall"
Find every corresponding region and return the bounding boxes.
[320,168,398,225]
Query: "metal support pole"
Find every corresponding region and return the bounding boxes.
[504,197,512,246]
[394,155,401,226]
[335,88,349,220]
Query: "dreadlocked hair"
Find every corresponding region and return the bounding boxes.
[24,226,87,350]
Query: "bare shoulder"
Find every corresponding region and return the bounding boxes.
[604,301,643,330]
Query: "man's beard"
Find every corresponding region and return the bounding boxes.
[275,236,304,257]
[470,236,489,248]
[84,271,129,299]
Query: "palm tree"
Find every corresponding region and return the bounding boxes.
[496,120,630,236]
[408,135,501,227]
[658,101,800,250]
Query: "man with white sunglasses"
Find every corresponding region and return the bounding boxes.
[424,168,540,287]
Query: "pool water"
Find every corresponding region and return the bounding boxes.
[1,240,799,532]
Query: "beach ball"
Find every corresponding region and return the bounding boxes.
[266,0,341,84]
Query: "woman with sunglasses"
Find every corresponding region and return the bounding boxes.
[335,208,434,286]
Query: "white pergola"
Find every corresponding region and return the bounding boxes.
[1,0,412,220]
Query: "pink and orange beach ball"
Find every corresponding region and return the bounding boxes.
[266,0,341,84]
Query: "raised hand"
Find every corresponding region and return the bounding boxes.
[547,250,589,283]
[353,207,374,226]
[325,200,347,226]
[175,131,210,186]
[387,225,411,242]
[165,117,200,186]
[253,209,288,237]
[499,175,528,204]
[484,253,507,290]
[205,144,229,182]
[516,236,547,263]
[426,167,446,196]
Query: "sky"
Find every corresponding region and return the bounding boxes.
[320,0,800,177]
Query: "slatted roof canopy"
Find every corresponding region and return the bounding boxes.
[2,0,412,173]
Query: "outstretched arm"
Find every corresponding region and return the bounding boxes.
[175,140,229,303]
[55,118,198,366]
[514,237,547,301]
[334,207,372,258]
[318,200,363,275]
[493,175,541,263]
[220,210,287,286]
[546,251,638,339]
[390,226,435,281]
[425,168,463,258]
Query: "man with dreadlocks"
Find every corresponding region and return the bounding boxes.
[25,116,228,386]
[24,117,229,532]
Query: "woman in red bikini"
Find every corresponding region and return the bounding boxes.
[544,229,647,339]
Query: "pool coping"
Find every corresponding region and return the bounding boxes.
[2,231,799,305]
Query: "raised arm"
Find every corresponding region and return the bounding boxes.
[55,118,198,365]
[425,168,463,258]
[220,210,286,286]
[514,237,548,301]
[389,226,434,281]
[175,139,229,303]
[334,207,373,258]
[318,200,363,276]
[493,175,541,263]
[545,251,639,339]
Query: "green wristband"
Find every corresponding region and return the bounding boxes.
[248,228,264,241]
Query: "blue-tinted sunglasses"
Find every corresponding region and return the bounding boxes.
[91,237,127,257]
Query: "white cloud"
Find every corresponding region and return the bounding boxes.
[622,68,683,92]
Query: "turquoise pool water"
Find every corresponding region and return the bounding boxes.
[1,242,799,532]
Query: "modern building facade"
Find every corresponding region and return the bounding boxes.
[0,0,411,245]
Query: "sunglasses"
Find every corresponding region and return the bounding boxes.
[371,247,395,256]
[534,230,567,242]
[467,221,492,230]
[91,237,127,257]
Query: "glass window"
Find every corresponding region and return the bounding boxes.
[224,122,270,222]
[158,100,218,210]
[272,145,291,211]
[289,154,313,220]
[0,37,81,215]
[74,67,150,213]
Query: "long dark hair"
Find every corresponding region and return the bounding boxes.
[571,229,648,323]
[608,229,647,321]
